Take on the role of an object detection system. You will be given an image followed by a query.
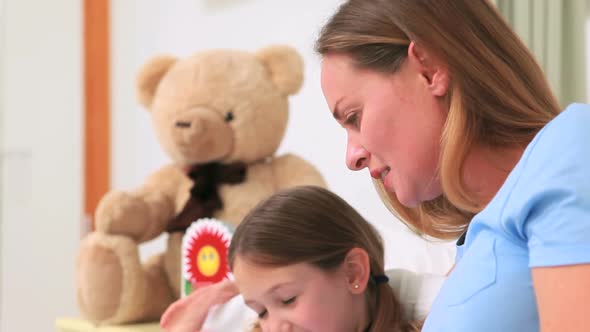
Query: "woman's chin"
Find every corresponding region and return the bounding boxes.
[385,182,419,208]
[397,194,420,208]
[380,175,419,208]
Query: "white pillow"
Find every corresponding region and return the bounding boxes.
[386,268,446,320]
[379,225,456,275]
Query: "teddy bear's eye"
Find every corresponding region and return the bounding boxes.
[224,111,235,123]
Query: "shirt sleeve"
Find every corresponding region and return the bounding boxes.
[502,104,590,268]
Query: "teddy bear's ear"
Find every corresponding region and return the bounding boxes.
[256,45,304,96]
[136,55,178,108]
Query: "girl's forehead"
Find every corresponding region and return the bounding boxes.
[234,259,313,277]
[233,260,336,292]
[234,261,307,299]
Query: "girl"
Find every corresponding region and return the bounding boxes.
[161,185,445,331]
[229,185,441,332]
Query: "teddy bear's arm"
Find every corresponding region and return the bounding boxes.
[94,165,185,242]
[271,154,326,190]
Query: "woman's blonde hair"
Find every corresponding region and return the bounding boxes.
[316,0,561,239]
[229,186,420,332]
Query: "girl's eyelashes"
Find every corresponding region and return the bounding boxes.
[256,296,297,319]
[258,309,268,319]
[282,296,297,305]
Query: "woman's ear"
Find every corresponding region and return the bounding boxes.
[408,41,450,97]
[343,248,371,294]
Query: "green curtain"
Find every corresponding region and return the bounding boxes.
[492,0,587,106]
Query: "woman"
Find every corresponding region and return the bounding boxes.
[317,0,589,330]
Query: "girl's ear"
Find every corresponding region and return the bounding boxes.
[343,248,371,294]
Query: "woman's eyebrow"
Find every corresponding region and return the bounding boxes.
[332,97,345,120]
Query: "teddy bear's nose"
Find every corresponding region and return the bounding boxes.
[175,121,192,128]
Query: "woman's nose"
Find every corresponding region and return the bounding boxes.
[346,139,370,171]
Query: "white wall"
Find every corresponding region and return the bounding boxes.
[0,0,82,331]
[0,0,5,327]
[111,0,455,275]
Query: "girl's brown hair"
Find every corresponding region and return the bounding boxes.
[229,185,420,332]
[316,0,561,239]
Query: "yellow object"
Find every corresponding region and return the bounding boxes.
[55,318,161,332]
[197,245,221,277]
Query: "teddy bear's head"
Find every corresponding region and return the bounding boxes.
[136,45,303,166]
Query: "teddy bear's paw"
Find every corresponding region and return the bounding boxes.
[77,233,175,324]
[76,233,149,324]
[76,233,133,323]
[94,190,152,241]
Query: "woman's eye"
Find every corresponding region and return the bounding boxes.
[344,112,360,128]
[257,309,268,319]
[282,296,297,305]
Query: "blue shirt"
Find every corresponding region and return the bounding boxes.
[423,104,590,331]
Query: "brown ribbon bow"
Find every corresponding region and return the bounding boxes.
[167,162,247,233]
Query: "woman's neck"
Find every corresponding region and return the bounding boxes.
[462,144,525,207]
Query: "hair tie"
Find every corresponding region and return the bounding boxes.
[372,274,389,284]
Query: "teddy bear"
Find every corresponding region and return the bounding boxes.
[76,44,326,325]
